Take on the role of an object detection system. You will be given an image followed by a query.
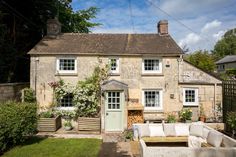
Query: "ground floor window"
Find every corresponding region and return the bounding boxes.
[58,94,74,109]
[142,90,163,110]
[183,88,199,106]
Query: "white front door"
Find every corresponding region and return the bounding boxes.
[105,91,124,132]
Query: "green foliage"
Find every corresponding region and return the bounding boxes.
[185,50,216,72]
[22,88,36,103]
[179,108,193,121]
[0,0,100,83]
[73,64,109,118]
[226,112,236,132]
[54,110,76,119]
[0,101,37,153]
[166,113,177,123]
[123,129,133,140]
[39,111,55,118]
[213,28,236,59]
[63,120,72,127]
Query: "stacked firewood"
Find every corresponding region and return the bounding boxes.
[127,110,144,128]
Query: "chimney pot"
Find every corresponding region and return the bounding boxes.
[47,18,61,36]
[158,20,168,35]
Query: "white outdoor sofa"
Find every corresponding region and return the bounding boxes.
[133,122,236,157]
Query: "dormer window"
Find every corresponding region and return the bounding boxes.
[142,58,162,73]
[109,58,119,73]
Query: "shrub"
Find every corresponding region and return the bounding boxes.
[226,112,236,134]
[166,113,177,123]
[0,101,37,153]
[39,111,55,118]
[179,108,192,121]
[22,88,36,103]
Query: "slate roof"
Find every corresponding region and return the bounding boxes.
[215,55,236,64]
[29,33,183,55]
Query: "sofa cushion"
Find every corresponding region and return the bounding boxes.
[138,124,150,138]
[149,124,165,137]
[222,135,236,147]
[175,124,189,136]
[207,130,223,147]
[203,127,210,139]
[163,123,176,136]
[190,124,203,137]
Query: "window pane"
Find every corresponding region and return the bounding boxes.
[144,59,159,71]
[58,94,73,107]
[107,92,120,109]
[110,58,117,71]
[59,59,75,71]
[144,91,160,107]
[185,90,196,103]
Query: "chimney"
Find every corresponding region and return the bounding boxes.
[47,18,61,36]
[158,20,168,35]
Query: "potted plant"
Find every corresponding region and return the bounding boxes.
[166,112,177,123]
[37,111,61,132]
[64,120,73,131]
[226,112,236,137]
[179,108,192,123]
[199,104,206,122]
[123,129,133,142]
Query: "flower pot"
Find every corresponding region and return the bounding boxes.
[199,116,206,122]
[37,115,61,132]
[185,120,192,123]
[64,126,72,131]
[78,117,101,133]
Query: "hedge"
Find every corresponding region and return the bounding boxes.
[0,101,37,153]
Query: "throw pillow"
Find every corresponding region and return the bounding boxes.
[202,128,210,139]
[149,124,165,137]
[138,124,150,137]
[190,124,203,137]
[163,124,176,136]
[207,130,223,147]
[175,124,190,136]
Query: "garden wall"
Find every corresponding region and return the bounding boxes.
[0,82,29,102]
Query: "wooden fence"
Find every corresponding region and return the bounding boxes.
[222,80,236,131]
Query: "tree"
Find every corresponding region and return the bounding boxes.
[213,28,236,59]
[0,0,100,83]
[185,50,216,72]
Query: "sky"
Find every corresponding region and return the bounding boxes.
[72,0,236,52]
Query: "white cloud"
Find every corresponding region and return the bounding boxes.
[201,20,222,33]
[178,33,201,48]
[213,30,225,41]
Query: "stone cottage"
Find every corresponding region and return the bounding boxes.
[28,19,222,132]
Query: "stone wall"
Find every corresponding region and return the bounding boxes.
[30,55,222,127]
[0,82,29,102]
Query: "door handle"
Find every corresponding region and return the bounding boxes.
[106,113,109,116]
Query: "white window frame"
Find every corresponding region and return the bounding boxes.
[56,57,77,74]
[56,94,75,110]
[142,89,163,110]
[142,58,162,74]
[183,88,199,106]
[109,57,119,73]
[107,91,121,111]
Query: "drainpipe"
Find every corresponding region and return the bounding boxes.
[34,57,39,102]
[214,83,217,120]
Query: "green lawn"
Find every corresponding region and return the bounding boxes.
[2,137,102,157]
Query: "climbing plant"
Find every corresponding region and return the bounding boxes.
[73,64,110,117]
